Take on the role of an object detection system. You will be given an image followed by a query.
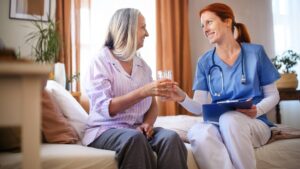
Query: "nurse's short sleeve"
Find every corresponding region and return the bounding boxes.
[193,59,208,91]
[258,46,280,86]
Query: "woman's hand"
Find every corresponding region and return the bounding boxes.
[236,105,257,118]
[136,123,154,140]
[140,79,177,98]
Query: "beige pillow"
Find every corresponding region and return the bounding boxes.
[154,115,203,143]
[42,90,79,144]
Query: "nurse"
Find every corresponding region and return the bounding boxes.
[169,3,280,169]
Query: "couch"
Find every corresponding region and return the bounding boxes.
[1,80,300,169]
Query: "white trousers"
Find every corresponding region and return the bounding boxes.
[188,111,271,169]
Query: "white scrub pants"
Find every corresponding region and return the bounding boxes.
[188,111,271,169]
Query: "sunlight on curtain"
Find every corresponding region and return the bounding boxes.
[80,0,156,93]
[71,0,78,92]
[272,0,300,88]
[272,0,300,54]
[272,0,300,129]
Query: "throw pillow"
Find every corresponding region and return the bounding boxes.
[45,80,88,140]
[42,90,79,144]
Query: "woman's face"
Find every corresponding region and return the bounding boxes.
[200,11,231,44]
[137,14,149,49]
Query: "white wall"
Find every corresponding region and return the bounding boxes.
[188,0,300,129]
[0,0,56,59]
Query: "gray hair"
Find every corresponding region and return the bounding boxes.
[104,8,140,61]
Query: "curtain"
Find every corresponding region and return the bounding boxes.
[56,0,81,92]
[272,0,300,56]
[156,0,193,115]
[74,0,81,92]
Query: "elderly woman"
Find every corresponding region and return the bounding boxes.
[82,8,188,169]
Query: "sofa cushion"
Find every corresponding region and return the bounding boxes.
[154,115,203,143]
[42,90,79,144]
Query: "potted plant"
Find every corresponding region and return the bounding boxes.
[271,50,300,89]
[26,17,60,64]
[26,17,66,86]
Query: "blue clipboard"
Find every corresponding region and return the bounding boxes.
[202,99,253,123]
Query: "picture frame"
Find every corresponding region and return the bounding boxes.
[9,0,50,22]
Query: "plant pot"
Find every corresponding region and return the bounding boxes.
[276,73,298,89]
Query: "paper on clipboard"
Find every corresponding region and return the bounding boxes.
[202,99,253,123]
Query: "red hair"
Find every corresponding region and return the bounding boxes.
[199,3,251,43]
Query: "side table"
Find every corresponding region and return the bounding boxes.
[0,62,50,169]
[276,89,300,123]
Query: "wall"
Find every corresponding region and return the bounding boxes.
[188,0,300,129]
[0,0,56,59]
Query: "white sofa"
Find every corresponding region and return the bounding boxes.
[0,142,198,169]
[1,116,300,169]
[1,81,300,169]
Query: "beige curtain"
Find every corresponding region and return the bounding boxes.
[156,0,193,115]
[56,0,82,92]
[74,0,82,92]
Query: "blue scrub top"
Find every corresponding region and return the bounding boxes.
[193,43,280,126]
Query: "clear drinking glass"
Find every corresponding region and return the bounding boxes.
[157,70,172,80]
[165,70,173,80]
[157,70,163,80]
[156,70,173,101]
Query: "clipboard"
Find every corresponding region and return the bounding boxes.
[202,99,253,123]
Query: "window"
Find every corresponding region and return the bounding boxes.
[80,0,156,92]
[272,0,300,87]
[272,0,300,54]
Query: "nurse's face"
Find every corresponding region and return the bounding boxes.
[137,14,149,50]
[200,11,231,44]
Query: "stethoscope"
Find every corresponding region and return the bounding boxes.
[208,44,246,97]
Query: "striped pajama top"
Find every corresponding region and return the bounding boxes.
[82,47,153,146]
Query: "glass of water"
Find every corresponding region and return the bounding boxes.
[157,70,173,101]
[157,70,172,80]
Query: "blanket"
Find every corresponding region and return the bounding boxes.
[267,124,300,144]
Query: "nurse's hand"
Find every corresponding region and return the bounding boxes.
[236,105,257,118]
[164,85,186,102]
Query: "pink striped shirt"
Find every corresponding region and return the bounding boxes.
[82,47,153,146]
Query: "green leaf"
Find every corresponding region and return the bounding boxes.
[272,50,300,73]
[25,16,60,63]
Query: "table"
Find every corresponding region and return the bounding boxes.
[0,62,50,169]
[276,89,300,123]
